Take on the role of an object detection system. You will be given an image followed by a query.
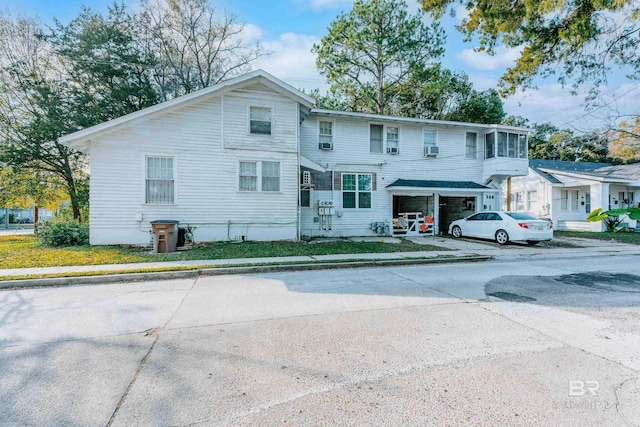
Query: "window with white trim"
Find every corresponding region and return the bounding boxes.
[239,161,280,192]
[423,129,436,148]
[386,126,399,153]
[145,156,174,204]
[560,190,569,211]
[249,106,272,135]
[370,124,383,153]
[319,120,333,149]
[527,190,537,211]
[342,173,372,209]
[486,131,527,159]
[465,132,477,159]
[262,161,280,192]
[239,161,258,191]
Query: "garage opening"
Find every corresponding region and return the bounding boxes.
[439,196,476,235]
[392,195,435,235]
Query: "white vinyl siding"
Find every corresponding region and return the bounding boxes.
[249,106,272,135]
[145,156,174,204]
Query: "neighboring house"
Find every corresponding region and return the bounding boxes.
[60,70,530,245]
[1,206,55,226]
[509,160,640,231]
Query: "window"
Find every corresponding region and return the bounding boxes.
[423,129,436,148]
[300,189,310,207]
[560,190,569,211]
[485,213,501,220]
[485,132,495,159]
[319,120,333,149]
[508,133,518,158]
[249,106,272,135]
[487,131,528,158]
[370,124,383,153]
[239,161,258,191]
[239,161,281,192]
[262,161,280,192]
[585,193,591,213]
[387,126,399,153]
[465,132,477,159]
[527,190,537,211]
[145,156,174,204]
[518,135,527,158]
[513,192,525,211]
[498,132,507,157]
[342,173,372,209]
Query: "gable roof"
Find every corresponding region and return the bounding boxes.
[530,159,640,184]
[60,69,315,150]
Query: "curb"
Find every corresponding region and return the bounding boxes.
[0,255,492,290]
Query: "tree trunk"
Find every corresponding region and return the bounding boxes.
[34,202,39,229]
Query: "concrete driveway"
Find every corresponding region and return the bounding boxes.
[1,254,639,426]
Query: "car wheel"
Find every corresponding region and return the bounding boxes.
[495,229,509,245]
[451,225,462,238]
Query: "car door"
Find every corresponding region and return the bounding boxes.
[464,213,486,237]
[480,212,504,239]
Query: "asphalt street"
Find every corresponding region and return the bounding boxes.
[1,252,639,426]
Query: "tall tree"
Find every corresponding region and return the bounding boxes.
[421,0,640,97]
[397,65,504,123]
[0,5,158,221]
[313,0,445,115]
[0,14,87,220]
[139,0,266,99]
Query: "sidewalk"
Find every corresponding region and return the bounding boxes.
[0,236,637,281]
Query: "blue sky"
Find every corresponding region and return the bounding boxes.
[1,0,636,130]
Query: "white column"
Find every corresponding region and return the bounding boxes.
[590,183,609,231]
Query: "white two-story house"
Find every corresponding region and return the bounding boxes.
[60,70,530,245]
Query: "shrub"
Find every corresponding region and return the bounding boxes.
[36,221,89,246]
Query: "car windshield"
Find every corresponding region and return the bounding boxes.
[504,212,539,220]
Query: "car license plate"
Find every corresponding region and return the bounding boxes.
[535,225,544,230]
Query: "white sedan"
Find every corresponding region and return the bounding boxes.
[448,211,553,245]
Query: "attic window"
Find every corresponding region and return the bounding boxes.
[249,106,272,135]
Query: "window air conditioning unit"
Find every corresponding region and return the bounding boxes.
[319,142,333,150]
[387,147,399,155]
[424,145,439,157]
[302,170,311,186]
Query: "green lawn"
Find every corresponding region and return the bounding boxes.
[555,230,640,245]
[0,235,448,269]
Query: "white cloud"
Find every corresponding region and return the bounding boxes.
[457,46,522,71]
[240,23,263,43]
[253,32,328,93]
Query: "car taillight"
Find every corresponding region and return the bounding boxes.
[518,222,530,229]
